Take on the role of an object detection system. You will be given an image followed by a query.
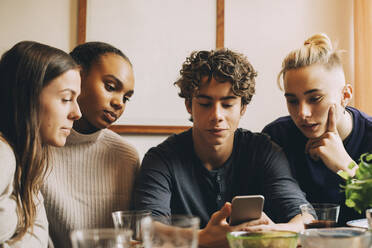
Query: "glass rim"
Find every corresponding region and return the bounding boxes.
[227,230,298,240]
[300,203,340,210]
[150,214,200,226]
[300,227,371,238]
[112,210,151,217]
[70,228,133,238]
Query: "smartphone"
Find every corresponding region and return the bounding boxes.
[229,195,264,226]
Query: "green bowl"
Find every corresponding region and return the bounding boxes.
[227,231,298,248]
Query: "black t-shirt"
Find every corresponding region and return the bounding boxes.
[262,107,372,225]
[134,128,308,228]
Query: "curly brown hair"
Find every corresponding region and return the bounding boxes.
[174,48,257,105]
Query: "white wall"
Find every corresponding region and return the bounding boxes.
[0,0,77,54]
[86,0,215,126]
[225,0,354,132]
[0,0,354,161]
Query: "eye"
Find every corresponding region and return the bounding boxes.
[286,98,298,105]
[309,96,323,103]
[62,98,72,103]
[105,82,116,92]
[222,104,233,108]
[198,102,210,107]
[123,96,130,104]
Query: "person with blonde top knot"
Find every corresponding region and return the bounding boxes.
[263,33,372,225]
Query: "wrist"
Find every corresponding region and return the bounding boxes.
[337,160,358,179]
[198,229,208,247]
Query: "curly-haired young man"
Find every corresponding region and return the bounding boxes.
[134,49,310,248]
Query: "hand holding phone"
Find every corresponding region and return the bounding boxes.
[229,195,264,226]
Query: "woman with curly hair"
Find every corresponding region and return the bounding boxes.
[135,49,310,247]
[0,41,81,247]
[263,33,372,225]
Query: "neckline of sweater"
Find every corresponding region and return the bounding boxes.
[66,128,104,145]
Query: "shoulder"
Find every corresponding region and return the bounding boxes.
[0,137,16,192]
[262,116,294,133]
[142,129,192,166]
[234,129,289,169]
[261,116,303,147]
[0,137,16,173]
[100,129,140,162]
[147,129,192,155]
[349,106,372,127]
[235,128,281,151]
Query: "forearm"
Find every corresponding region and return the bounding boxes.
[336,160,358,178]
[274,214,305,233]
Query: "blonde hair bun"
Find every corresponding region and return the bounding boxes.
[277,33,342,90]
[304,33,333,53]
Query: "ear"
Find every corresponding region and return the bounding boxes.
[240,104,247,116]
[341,84,353,107]
[185,99,192,114]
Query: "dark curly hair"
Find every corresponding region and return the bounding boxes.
[174,48,257,106]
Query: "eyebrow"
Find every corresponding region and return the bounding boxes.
[196,94,238,100]
[284,89,321,97]
[59,89,78,95]
[104,74,125,89]
[104,74,134,95]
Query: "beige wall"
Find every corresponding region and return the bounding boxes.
[0,0,354,161]
[225,0,354,131]
[0,0,77,54]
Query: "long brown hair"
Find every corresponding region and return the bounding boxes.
[0,41,78,241]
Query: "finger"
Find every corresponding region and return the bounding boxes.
[240,218,269,227]
[241,225,272,233]
[327,104,337,133]
[305,138,319,154]
[308,147,320,161]
[209,202,231,225]
[305,139,313,154]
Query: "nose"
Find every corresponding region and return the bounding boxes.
[111,94,124,111]
[209,103,224,123]
[69,101,82,120]
[298,102,311,120]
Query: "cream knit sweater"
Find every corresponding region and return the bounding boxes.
[0,138,48,248]
[42,128,140,248]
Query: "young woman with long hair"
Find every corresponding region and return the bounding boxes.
[0,41,81,247]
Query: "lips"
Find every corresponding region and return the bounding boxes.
[60,127,71,136]
[103,110,118,123]
[207,128,227,136]
[301,123,319,132]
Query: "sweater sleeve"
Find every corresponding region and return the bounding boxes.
[0,139,48,247]
[134,148,173,217]
[0,140,18,244]
[7,192,49,248]
[259,140,308,222]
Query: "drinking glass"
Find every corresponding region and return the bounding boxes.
[112,210,151,247]
[300,203,340,228]
[141,215,200,248]
[366,208,372,230]
[70,228,132,248]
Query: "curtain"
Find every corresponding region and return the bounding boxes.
[354,0,372,115]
